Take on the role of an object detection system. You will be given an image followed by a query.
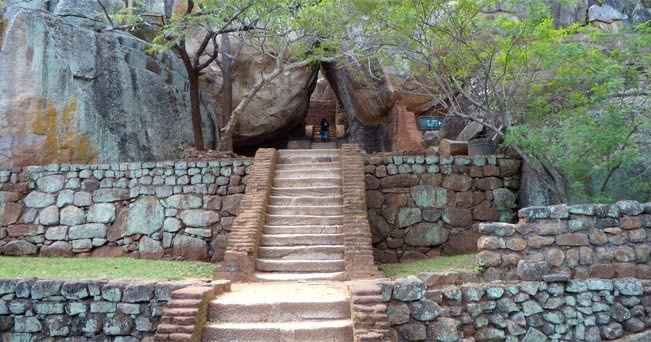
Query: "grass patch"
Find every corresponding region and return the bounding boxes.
[0,257,215,281]
[380,254,478,278]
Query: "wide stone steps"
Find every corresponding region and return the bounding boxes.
[271,186,342,197]
[267,205,343,216]
[278,149,339,156]
[269,196,343,206]
[203,283,353,342]
[260,233,344,246]
[278,155,339,164]
[266,214,343,226]
[275,162,340,171]
[274,168,341,178]
[256,259,345,272]
[311,142,338,149]
[203,320,354,342]
[258,245,344,260]
[255,148,348,282]
[263,225,343,235]
[254,271,347,282]
[273,177,341,187]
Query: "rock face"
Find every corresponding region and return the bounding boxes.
[322,59,396,153]
[196,36,319,147]
[0,2,214,167]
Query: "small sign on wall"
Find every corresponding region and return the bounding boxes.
[418,116,444,131]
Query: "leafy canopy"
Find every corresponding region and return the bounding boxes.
[346,0,651,202]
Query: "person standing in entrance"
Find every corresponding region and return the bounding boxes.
[320,118,330,142]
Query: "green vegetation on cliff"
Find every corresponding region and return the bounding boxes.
[344,0,651,203]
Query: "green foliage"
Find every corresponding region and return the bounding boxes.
[353,0,651,202]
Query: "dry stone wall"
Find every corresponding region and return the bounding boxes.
[0,278,198,341]
[384,276,651,341]
[365,153,521,263]
[477,201,651,282]
[0,159,252,261]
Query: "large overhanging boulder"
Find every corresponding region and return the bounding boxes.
[193,34,320,147]
[322,57,396,152]
[0,3,212,167]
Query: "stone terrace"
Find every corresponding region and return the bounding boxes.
[0,159,252,260]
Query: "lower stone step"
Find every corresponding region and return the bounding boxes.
[254,271,347,281]
[256,259,345,272]
[264,225,343,235]
[271,186,342,197]
[208,284,351,323]
[273,177,342,187]
[260,233,344,246]
[267,205,343,216]
[258,245,344,260]
[311,142,338,149]
[266,214,343,226]
[278,156,339,164]
[275,162,339,171]
[274,168,341,178]
[269,196,343,206]
[202,320,354,342]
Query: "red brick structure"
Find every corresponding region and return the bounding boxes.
[340,144,383,279]
[350,280,396,342]
[306,77,338,127]
[216,149,277,281]
[155,280,232,342]
[390,105,425,152]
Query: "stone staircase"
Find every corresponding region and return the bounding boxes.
[255,149,347,282]
[202,282,354,342]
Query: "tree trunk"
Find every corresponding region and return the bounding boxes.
[218,33,234,151]
[189,71,205,150]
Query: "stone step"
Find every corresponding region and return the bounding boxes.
[254,271,347,282]
[207,284,350,323]
[263,225,343,235]
[260,233,344,246]
[311,142,338,149]
[258,245,344,260]
[202,320,354,342]
[274,168,341,178]
[278,149,339,155]
[267,205,343,216]
[266,214,343,226]
[271,186,342,197]
[275,162,340,171]
[269,196,342,206]
[256,259,345,272]
[273,177,342,188]
[278,155,339,164]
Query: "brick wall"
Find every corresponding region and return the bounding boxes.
[340,145,381,280]
[478,201,651,281]
[0,159,252,261]
[365,153,521,263]
[217,148,277,281]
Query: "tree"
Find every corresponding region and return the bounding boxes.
[111,0,347,152]
[345,0,651,203]
[148,1,261,151]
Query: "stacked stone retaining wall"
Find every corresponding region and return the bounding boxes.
[0,278,202,341]
[0,159,252,261]
[365,153,521,263]
[384,276,651,341]
[477,201,651,282]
